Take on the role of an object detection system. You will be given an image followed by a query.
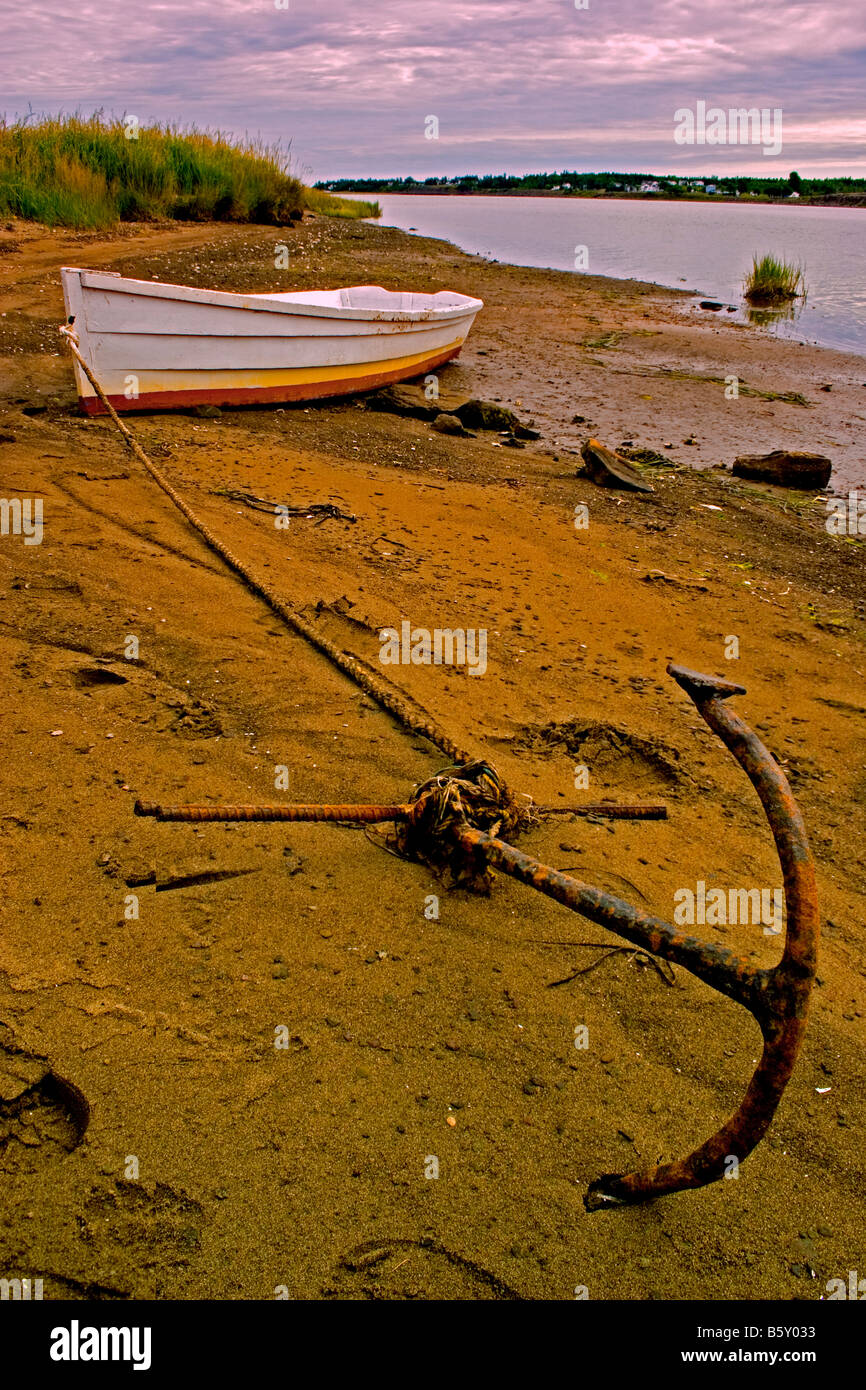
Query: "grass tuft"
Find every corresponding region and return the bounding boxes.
[743,253,806,305]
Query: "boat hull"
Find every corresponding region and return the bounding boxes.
[60,268,481,415]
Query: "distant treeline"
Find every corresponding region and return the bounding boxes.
[319,170,866,202]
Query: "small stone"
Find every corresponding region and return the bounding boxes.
[124,864,156,887]
[431,412,469,436]
[580,438,654,494]
[732,449,832,490]
[365,383,441,421]
[272,964,289,979]
[454,398,523,432]
[282,847,304,875]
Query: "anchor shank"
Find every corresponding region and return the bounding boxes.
[453,825,763,1011]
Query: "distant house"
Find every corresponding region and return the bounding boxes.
[705,184,717,194]
[640,180,660,193]
[789,190,801,198]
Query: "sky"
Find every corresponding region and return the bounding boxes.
[1,0,864,180]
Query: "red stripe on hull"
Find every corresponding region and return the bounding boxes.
[79,344,463,416]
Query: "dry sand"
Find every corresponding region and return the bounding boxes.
[0,214,863,1300]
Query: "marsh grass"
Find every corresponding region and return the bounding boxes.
[304,186,381,219]
[743,253,806,305]
[0,113,378,228]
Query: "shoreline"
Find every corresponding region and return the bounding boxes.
[3,212,863,486]
[1,212,864,1300]
[335,187,866,209]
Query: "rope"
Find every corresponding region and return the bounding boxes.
[60,328,669,853]
[60,327,472,767]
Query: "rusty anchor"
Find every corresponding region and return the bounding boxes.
[452,662,819,1208]
[136,662,818,1209]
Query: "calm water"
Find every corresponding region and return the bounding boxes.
[363,194,866,357]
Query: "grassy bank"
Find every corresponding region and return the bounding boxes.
[0,115,379,228]
[304,186,380,220]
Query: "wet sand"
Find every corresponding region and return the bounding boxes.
[0,214,864,1300]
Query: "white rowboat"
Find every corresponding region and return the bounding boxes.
[60,267,483,415]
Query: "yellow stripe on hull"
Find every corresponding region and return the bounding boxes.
[80,338,465,399]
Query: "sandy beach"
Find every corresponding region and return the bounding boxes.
[1,212,864,1300]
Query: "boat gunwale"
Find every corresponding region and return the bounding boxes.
[62,268,483,324]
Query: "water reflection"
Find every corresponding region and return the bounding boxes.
[744,296,806,329]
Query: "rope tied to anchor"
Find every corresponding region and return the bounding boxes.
[396,760,536,891]
[59,325,472,768]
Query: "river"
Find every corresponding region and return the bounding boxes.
[360,193,866,357]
